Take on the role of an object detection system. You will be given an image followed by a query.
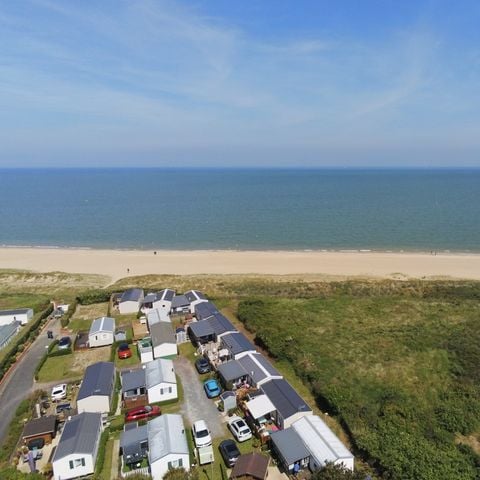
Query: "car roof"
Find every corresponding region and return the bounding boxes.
[194,420,208,429]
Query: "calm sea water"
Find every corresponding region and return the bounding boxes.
[0,168,479,251]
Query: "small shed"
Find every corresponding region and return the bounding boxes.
[114,330,127,342]
[270,428,310,473]
[138,337,154,364]
[22,415,57,445]
[230,453,270,480]
[88,317,115,348]
[220,391,237,412]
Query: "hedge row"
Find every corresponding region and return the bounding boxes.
[0,304,53,382]
[76,289,114,305]
[60,300,78,328]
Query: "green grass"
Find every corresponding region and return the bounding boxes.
[114,347,140,368]
[36,353,81,382]
[237,289,480,480]
[68,302,109,331]
[98,436,116,480]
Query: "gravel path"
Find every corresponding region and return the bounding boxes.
[174,356,226,438]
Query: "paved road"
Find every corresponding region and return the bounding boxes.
[174,356,226,438]
[0,316,61,444]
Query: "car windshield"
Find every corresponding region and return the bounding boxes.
[225,444,238,453]
[119,344,129,350]
[236,420,247,428]
[196,429,209,438]
[145,406,152,412]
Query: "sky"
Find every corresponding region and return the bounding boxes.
[0,0,480,167]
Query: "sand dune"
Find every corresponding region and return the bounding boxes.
[1,247,480,282]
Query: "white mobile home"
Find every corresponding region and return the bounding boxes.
[52,412,102,480]
[149,414,190,480]
[292,415,354,472]
[141,289,175,315]
[146,358,178,403]
[77,362,116,414]
[0,308,33,326]
[185,290,208,313]
[150,322,177,359]
[118,288,144,314]
[88,316,115,347]
[0,321,21,351]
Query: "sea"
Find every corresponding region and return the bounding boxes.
[0,168,479,252]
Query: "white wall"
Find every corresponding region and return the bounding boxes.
[0,309,32,326]
[148,382,178,403]
[119,301,140,314]
[53,453,94,480]
[139,348,154,364]
[77,395,110,414]
[153,343,177,359]
[89,331,114,347]
[280,410,312,430]
[150,453,190,480]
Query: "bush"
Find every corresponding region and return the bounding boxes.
[60,300,78,328]
[77,289,114,305]
[94,429,110,475]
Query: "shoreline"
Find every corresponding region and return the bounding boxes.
[1,247,480,282]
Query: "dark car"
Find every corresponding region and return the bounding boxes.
[27,438,45,451]
[125,405,161,422]
[58,336,71,350]
[219,439,240,467]
[195,357,211,374]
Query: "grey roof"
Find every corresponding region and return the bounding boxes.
[121,424,148,449]
[261,379,311,420]
[218,360,247,382]
[89,316,115,335]
[52,412,102,461]
[121,369,146,392]
[150,321,176,347]
[172,294,189,309]
[148,414,189,462]
[0,321,20,344]
[0,308,31,316]
[221,332,256,356]
[189,320,214,339]
[185,290,207,302]
[209,313,236,335]
[146,358,176,387]
[143,292,161,304]
[23,415,56,438]
[237,353,281,386]
[160,289,175,302]
[77,362,115,401]
[194,301,219,321]
[121,288,144,303]
[271,428,310,465]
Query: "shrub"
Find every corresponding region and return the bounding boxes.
[77,289,114,305]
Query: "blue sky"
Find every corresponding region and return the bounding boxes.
[1,0,480,167]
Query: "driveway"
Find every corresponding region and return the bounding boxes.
[0,315,61,444]
[174,356,226,438]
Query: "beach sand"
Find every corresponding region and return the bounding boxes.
[0,247,480,282]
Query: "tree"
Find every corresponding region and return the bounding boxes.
[311,463,370,480]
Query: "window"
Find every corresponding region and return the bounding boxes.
[69,458,86,469]
[168,387,172,393]
[160,388,164,395]
[168,459,180,469]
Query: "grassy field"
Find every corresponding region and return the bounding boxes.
[236,284,480,480]
[68,302,109,331]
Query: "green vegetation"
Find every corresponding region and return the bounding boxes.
[68,302,109,332]
[237,284,480,480]
[35,352,80,382]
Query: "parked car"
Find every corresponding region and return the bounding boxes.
[27,438,45,451]
[228,415,253,442]
[51,384,67,402]
[195,357,211,374]
[125,405,161,422]
[203,379,221,398]
[192,420,212,448]
[219,439,241,467]
[58,336,71,350]
[117,342,132,359]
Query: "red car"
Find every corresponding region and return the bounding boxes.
[117,343,132,359]
[125,405,161,422]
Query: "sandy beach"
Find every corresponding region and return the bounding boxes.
[0,247,480,282]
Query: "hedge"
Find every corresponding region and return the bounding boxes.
[60,299,78,328]
[94,429,110,476]
[76,289,114,305]
[0,304,53,382]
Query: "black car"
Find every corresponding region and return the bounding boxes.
[58,336,71,350]
[195,357,211,374]
[27,438,45,451]
[219,439,240,467]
